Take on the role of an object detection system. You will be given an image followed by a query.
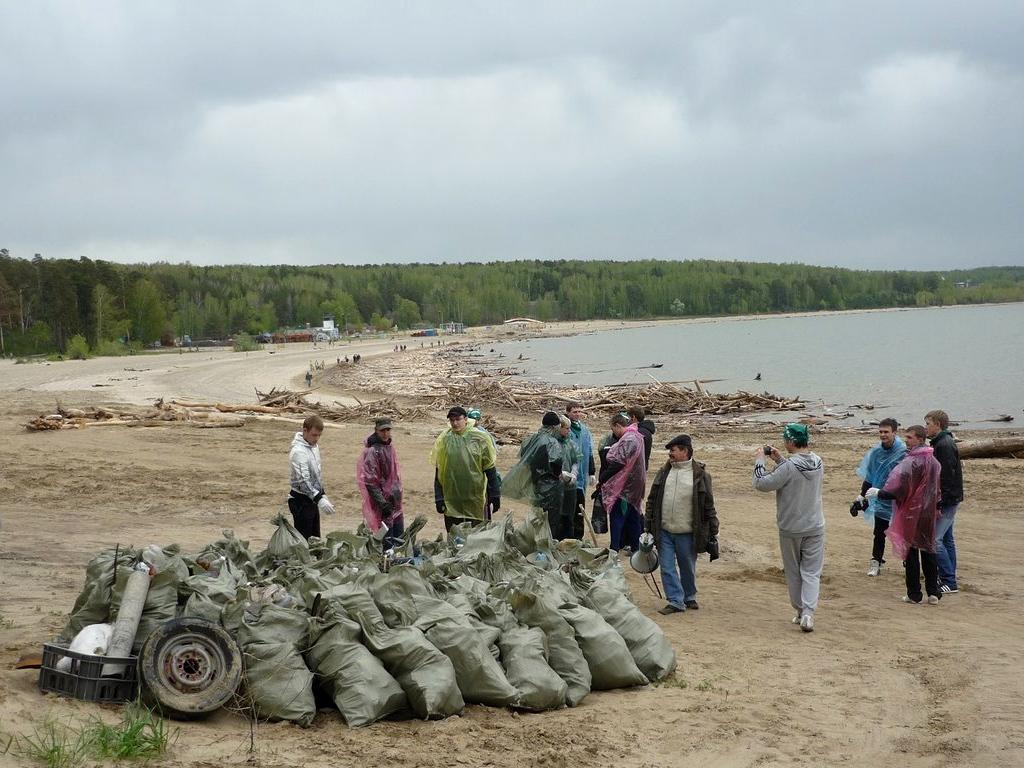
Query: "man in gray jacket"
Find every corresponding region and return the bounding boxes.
[753,423,825,633]
[288,414,335,539]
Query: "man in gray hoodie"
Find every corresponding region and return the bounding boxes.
[753,423,825,633]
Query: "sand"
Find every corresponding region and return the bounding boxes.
[1,332,1023,768]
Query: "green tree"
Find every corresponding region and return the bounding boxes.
[127,279,167,344]
[393,296,422,329]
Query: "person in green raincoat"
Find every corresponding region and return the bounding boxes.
[432,406,500,532]
[503,412,574,539]
[555,415,583,540]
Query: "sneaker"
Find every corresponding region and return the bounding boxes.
[927,595,940,605]
[940,584,959,594]
[901,595,922,604]
[800,614,814,632]
[867,559,881,577]
[684,600,700,610]
[658,604,684,615]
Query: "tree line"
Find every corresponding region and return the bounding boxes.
[1,248,1022,356]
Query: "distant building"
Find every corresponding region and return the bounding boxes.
[502,317,545,331]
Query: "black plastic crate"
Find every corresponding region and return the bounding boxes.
[38,643,138,704]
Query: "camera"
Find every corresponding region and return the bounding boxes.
[763,445,775,456]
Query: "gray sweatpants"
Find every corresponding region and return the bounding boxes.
[778,532,825,618]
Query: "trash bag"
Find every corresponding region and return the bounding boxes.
[458,516,512,557]
[257,514,311,569]
[497,625,568,712]
[510,508,556,557]
[558,603,648,690]
[413,595,518,708]
[591,492,608,535]
[361,564,435,627]
[225,598,316,726]
[60,546,138,641]
[509,588,591,707]
[305,601,407,727]
[182,562,242,624]
[203,529,258,580]
[581,581,676,682]
[322,583,464,720]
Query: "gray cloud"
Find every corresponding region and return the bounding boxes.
[2,1,1022,268]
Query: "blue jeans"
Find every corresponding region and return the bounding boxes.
[934,503,958,588]
[609,499,642,552]
[659,530,697,609]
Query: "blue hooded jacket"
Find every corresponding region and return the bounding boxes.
[857,436,908,522]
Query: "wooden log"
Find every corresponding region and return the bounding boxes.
[957,437,1024,459]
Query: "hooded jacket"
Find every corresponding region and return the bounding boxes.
[357,432,403,529]
[289,431,324,501]
[753,452,825,536]
[637,419,656,469]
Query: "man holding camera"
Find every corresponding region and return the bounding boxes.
[852,418,907,577]
[644,435,720,615]
[753,424,825,632]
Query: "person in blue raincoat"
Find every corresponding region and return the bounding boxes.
[565,402,596,539]
[851,418,907,577]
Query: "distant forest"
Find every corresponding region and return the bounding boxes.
[1,249,1023,356]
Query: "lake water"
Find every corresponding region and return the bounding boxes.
[490,303,1024,430]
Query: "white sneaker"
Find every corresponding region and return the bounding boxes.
[792,614,801,624]
[927,595,940,605]
[867,559,881,577]
[800,614,814,632]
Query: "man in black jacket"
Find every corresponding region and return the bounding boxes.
[627,405,656,470]
[644,434,719,615]
[925,409,964,594]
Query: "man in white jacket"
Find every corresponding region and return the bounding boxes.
[288,415,335,539]
[753,423,825,633]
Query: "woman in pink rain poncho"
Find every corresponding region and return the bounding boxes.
[599,413,648,552]
[866,424,942,605]
[357,418,404,549]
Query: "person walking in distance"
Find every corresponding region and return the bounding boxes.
[852,418,907,577]
[925,410,964,594]
[288,415,335,539]
[753,424,825,633]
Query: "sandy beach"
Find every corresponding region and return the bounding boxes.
[1,329,1022,768]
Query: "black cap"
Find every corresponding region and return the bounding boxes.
[542,411,560,427]
[446,406,468,419]
[665,434,693,451]
[375,418,393,429]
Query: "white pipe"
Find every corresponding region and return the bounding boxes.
[103,564,151,676]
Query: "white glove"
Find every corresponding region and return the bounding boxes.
[588,474,596,487]
[317,496,336,515]
[560,471,575,485]
[864,488,879,500]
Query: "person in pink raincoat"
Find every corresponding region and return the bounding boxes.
[599,413,647,552]
[357,418,404,549]
[866,424,942,605]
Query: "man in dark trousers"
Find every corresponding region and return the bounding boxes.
[925,409,964,594]
[288,414,335,539]
[645,435,720,615]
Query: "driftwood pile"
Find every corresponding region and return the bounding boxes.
[25,391,429,433]
[254,388,429,422]
[430,373,805,419]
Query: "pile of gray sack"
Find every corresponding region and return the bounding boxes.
[59,510,677,727]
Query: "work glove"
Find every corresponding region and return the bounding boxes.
[435,499,446,516]
[560,471,575,485]
[588,474,596,488]
[380,500,394,519]
[488,496,501,513]
[317,496,336,516]
[849,496,868,517]
[865,487,880,500]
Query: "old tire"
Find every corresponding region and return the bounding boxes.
[139,617,242,720]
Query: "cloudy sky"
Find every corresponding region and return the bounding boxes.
[2,1,1022,269]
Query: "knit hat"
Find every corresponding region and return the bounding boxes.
[542,411,560,427]
[783,423,810,444]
